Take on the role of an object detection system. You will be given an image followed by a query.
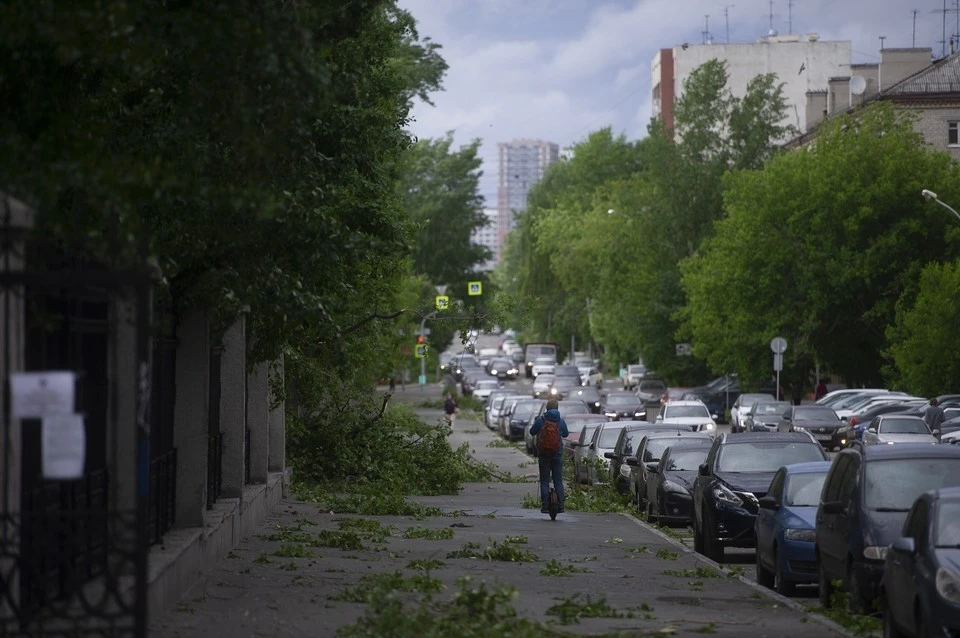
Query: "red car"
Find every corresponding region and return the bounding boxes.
[562,414,609,459]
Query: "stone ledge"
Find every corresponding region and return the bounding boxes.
[146,468,292,622]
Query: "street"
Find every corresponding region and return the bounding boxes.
[150,354,850,637]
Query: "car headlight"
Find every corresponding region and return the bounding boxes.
[594,401,601,407]
[605,412,617,417]
[550,388,558,395]
[886,441,896,445]
[712,484,743,506]
[784,528,817,542]
[490,369,497,375]
[863,546,889,560]
[937,568,960,603]
[703,423,715,430]
[663,481,688,494]
[635,411,644,417]
[793,425,806,432]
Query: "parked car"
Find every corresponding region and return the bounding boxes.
[693,432,828,562]
[845,399,929,442]
[754,461,831,595]
[529,400,590,454]
[642,442,713,527]
[581,421,633,485]
[744,400,792,432]
[861,414,939,446]
[777,405,846,451]
[572,422,605,484]
[562,414,608,460]
[472,379,502,403]
[656,400,717,432]
[629,431,714,515]
[816,444,960,612]
[683,375,740,423]
[506,399,544,444]
[882,486,960,638]
[600,392,646,421]
[730,393,776,433]
[605,424,675,493]
[660,387,691,407]
[816,388,894,408]
[485,390,519,431]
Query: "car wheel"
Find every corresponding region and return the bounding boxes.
[847,563,872,614]
[881,594,906,638]
[702,513,724,562]
[755,548,774,588]
[773,549,796,597]
[818,559,832,608]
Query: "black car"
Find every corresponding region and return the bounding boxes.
[606,424,664,494]
[683,375,740,423]
[453,356,482,382]
[486,357,518,380]
[601,392,646,421]
[645,442,712,526]
[629,431,713,514]
[693,432,828,562]
[777,405,845,451]
[570,386,602,413]
[635,376,668,408]
[506,399,544,442]
[816,443,960,612]
[547,376,582,401]
[744,400,792,432]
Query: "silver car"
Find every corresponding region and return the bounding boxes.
[862,415,939,445]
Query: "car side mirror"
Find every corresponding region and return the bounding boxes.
[758,496,779,510]
[698,463,710,477]
[711,414,719,421]
[604,452,617,460]
[822,501,846,515]
[625,457,638,467]
[645,462,659,473]
[933,429,942,436]
[891,537,916,556]
[867,428,877,434]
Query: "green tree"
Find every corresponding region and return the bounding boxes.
[886,260,960,395]
[681,103,960,391]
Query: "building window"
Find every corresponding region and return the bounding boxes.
[950,121,960,147]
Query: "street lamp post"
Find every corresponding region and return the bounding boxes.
[419,310,437,392]
[922,189,960,224]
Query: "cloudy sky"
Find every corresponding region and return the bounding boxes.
[397,0,945,205]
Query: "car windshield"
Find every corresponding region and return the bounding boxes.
[785,473,828,507]
[643,438,685,462]
[607,395,640,406]
[575,388,600,400]
[793,407,840,422]
[937,502,960,546]
[581,425,600,444]
[878,418,930,435]
[665,405,710,419]
[666,448,710,471]
[528,346,555,357]
[553,378,580,388]
[599,425,627,448]
[559,402,590,415]
[865,459,960,511]
[533,376,554,388]
[534,356,554,364]
[753,401,791,415]
[628,365,645,373]
[513,403,541,419]
[639,380,666,393]
[477,381,500,389]
[716,442,825,472]
[832,393,886,409]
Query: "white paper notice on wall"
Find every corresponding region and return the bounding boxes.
[10,371,76,419]
[42,413,86,480]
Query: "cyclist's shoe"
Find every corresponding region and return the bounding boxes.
[540,506,549,513]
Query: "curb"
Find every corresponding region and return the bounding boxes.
[619,513,856,638]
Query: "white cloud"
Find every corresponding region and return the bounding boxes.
[399,0,924,203]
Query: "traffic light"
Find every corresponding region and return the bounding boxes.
[416,335,425,344]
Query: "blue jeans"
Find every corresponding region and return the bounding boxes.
[538,452,564,509]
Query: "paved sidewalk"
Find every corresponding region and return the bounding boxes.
[150,385,849,637]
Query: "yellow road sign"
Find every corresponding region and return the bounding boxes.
[415,344,428,358]
[435,295,450,310]
[467,281,482,296]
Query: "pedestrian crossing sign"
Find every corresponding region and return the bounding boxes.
[435,295,450,310]
[468,281,482,296]
[415,344,428,358]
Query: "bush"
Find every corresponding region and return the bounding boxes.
[288,401,493,495]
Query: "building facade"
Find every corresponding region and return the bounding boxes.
[496,139,559,260]
[651,34,853,139]
[471,208,499,271]
[790,48,955,158]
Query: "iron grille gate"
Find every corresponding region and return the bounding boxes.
[0,204,154,637]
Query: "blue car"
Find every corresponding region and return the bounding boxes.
[882,487,960,638]
[755,461,832,595]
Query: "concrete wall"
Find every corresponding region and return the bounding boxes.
[669,36,853,138]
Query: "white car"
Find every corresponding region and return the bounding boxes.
[472,379,502,402]
[862,415,939,445]
[656,400,717,432]
[531,356,556,378]
[578,365,603,386]
[730,393,775,432]
[582,421,630,485]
